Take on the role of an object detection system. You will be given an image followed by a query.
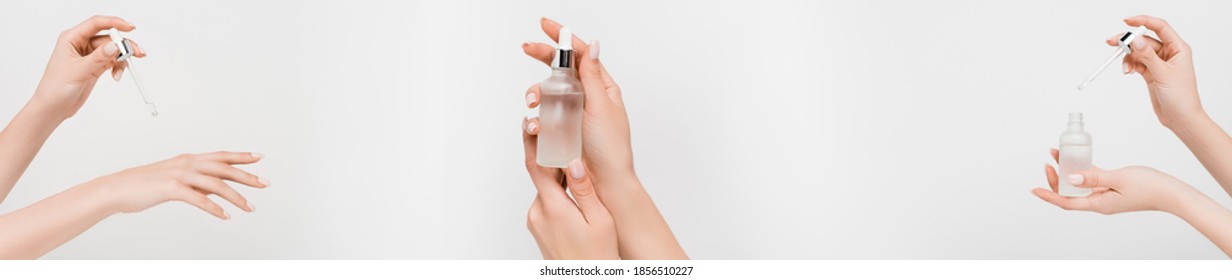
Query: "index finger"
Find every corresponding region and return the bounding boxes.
[1124,15,1183,45]
[540,17,589,54]
[64,15,134,42]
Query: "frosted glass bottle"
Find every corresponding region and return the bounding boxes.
[536,28,584,168]
[1058,112,1093,197]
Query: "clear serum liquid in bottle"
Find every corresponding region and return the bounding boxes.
[536,28,584,168]
[1058,112,1093,197]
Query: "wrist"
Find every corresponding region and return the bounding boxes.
[595,167,642,191]
[72,178,121,217]
[24,92,71,124]
[1163,104,1210,133]
[1163,185,1208,219]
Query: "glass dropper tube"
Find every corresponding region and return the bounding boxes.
[1077,47,1127,91]
[122,40,158,117]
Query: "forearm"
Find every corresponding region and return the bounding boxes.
[596,173,687,260]
[0,182,114,259]
[0,98,66,202]
[1170,189,1232,257]
[1169,111,1232,198]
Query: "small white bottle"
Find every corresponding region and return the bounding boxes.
[1058,112,1093,197]
[536,28,584,168]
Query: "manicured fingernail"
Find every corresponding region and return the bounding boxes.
[568,159,585,180]
[1122,62,1130,74]
[526,92,537,106]
[103,43,119,56]
[251,152,264,159]
[1133,36,1146,50]
[526,120,537,133]
[222,212,230,220]
[589,40,600,60]
[247,202,256,212]
[259,177,271,187]
[1067,174,1084,185]
[112,68,124,81]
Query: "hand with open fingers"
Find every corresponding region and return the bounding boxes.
[1110,15,1202,128]
[1032,148,1198,215]
[523,110,617,259]
[34,15,147,120]
[522,17,635,187]
[83,151,268,220]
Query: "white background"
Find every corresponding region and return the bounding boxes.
[0,0,1229,259]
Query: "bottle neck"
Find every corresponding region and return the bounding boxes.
[1067,121,1085,131]
[551,67,576,76]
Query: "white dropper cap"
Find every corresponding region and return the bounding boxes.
[552,27,575,68]
[108,28,133,61]
[558,28,573,50]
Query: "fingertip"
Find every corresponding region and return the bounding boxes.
[567,158,585,180]
[1067,174,1084,186]
[588,40,600,61]
[250,152,265,160]
[258,177,271,188]
[525,91,538,108]
[525,117,539,135]
[103,43,119,56]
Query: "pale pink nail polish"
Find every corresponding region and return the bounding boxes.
[259,177,271,187]
[1122,62,1130,74]
[527,121,538,133]
[1067,174,1084,185]
[526,92,537,106]
[568,159,585,180]
[251,153,265,159]
[589,40,600,60]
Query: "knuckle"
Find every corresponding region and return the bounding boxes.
[570,184,597,200]
[524,159,539,172]
[175,153,195,162]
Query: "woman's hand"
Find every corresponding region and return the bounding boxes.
[520,18,687,259]
[1032,149,1232,257]
[522,17,634,185]
[83,151,268,219]
[1113,15,1202,129]
[0,151,267,259]
[523,118,618,259]
[33,15,147,120]
[1032,149,1196,214]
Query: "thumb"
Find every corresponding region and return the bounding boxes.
[564,159,611,224]
[577,40,611,107]
[86,42,121,76]
[1067,169,1118,189]
[1128,36,1166,72]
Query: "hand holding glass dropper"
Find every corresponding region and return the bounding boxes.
[108,28,158,116]
[1077,25,1147,91]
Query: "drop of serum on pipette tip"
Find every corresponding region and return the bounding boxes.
[147,104,159,117]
